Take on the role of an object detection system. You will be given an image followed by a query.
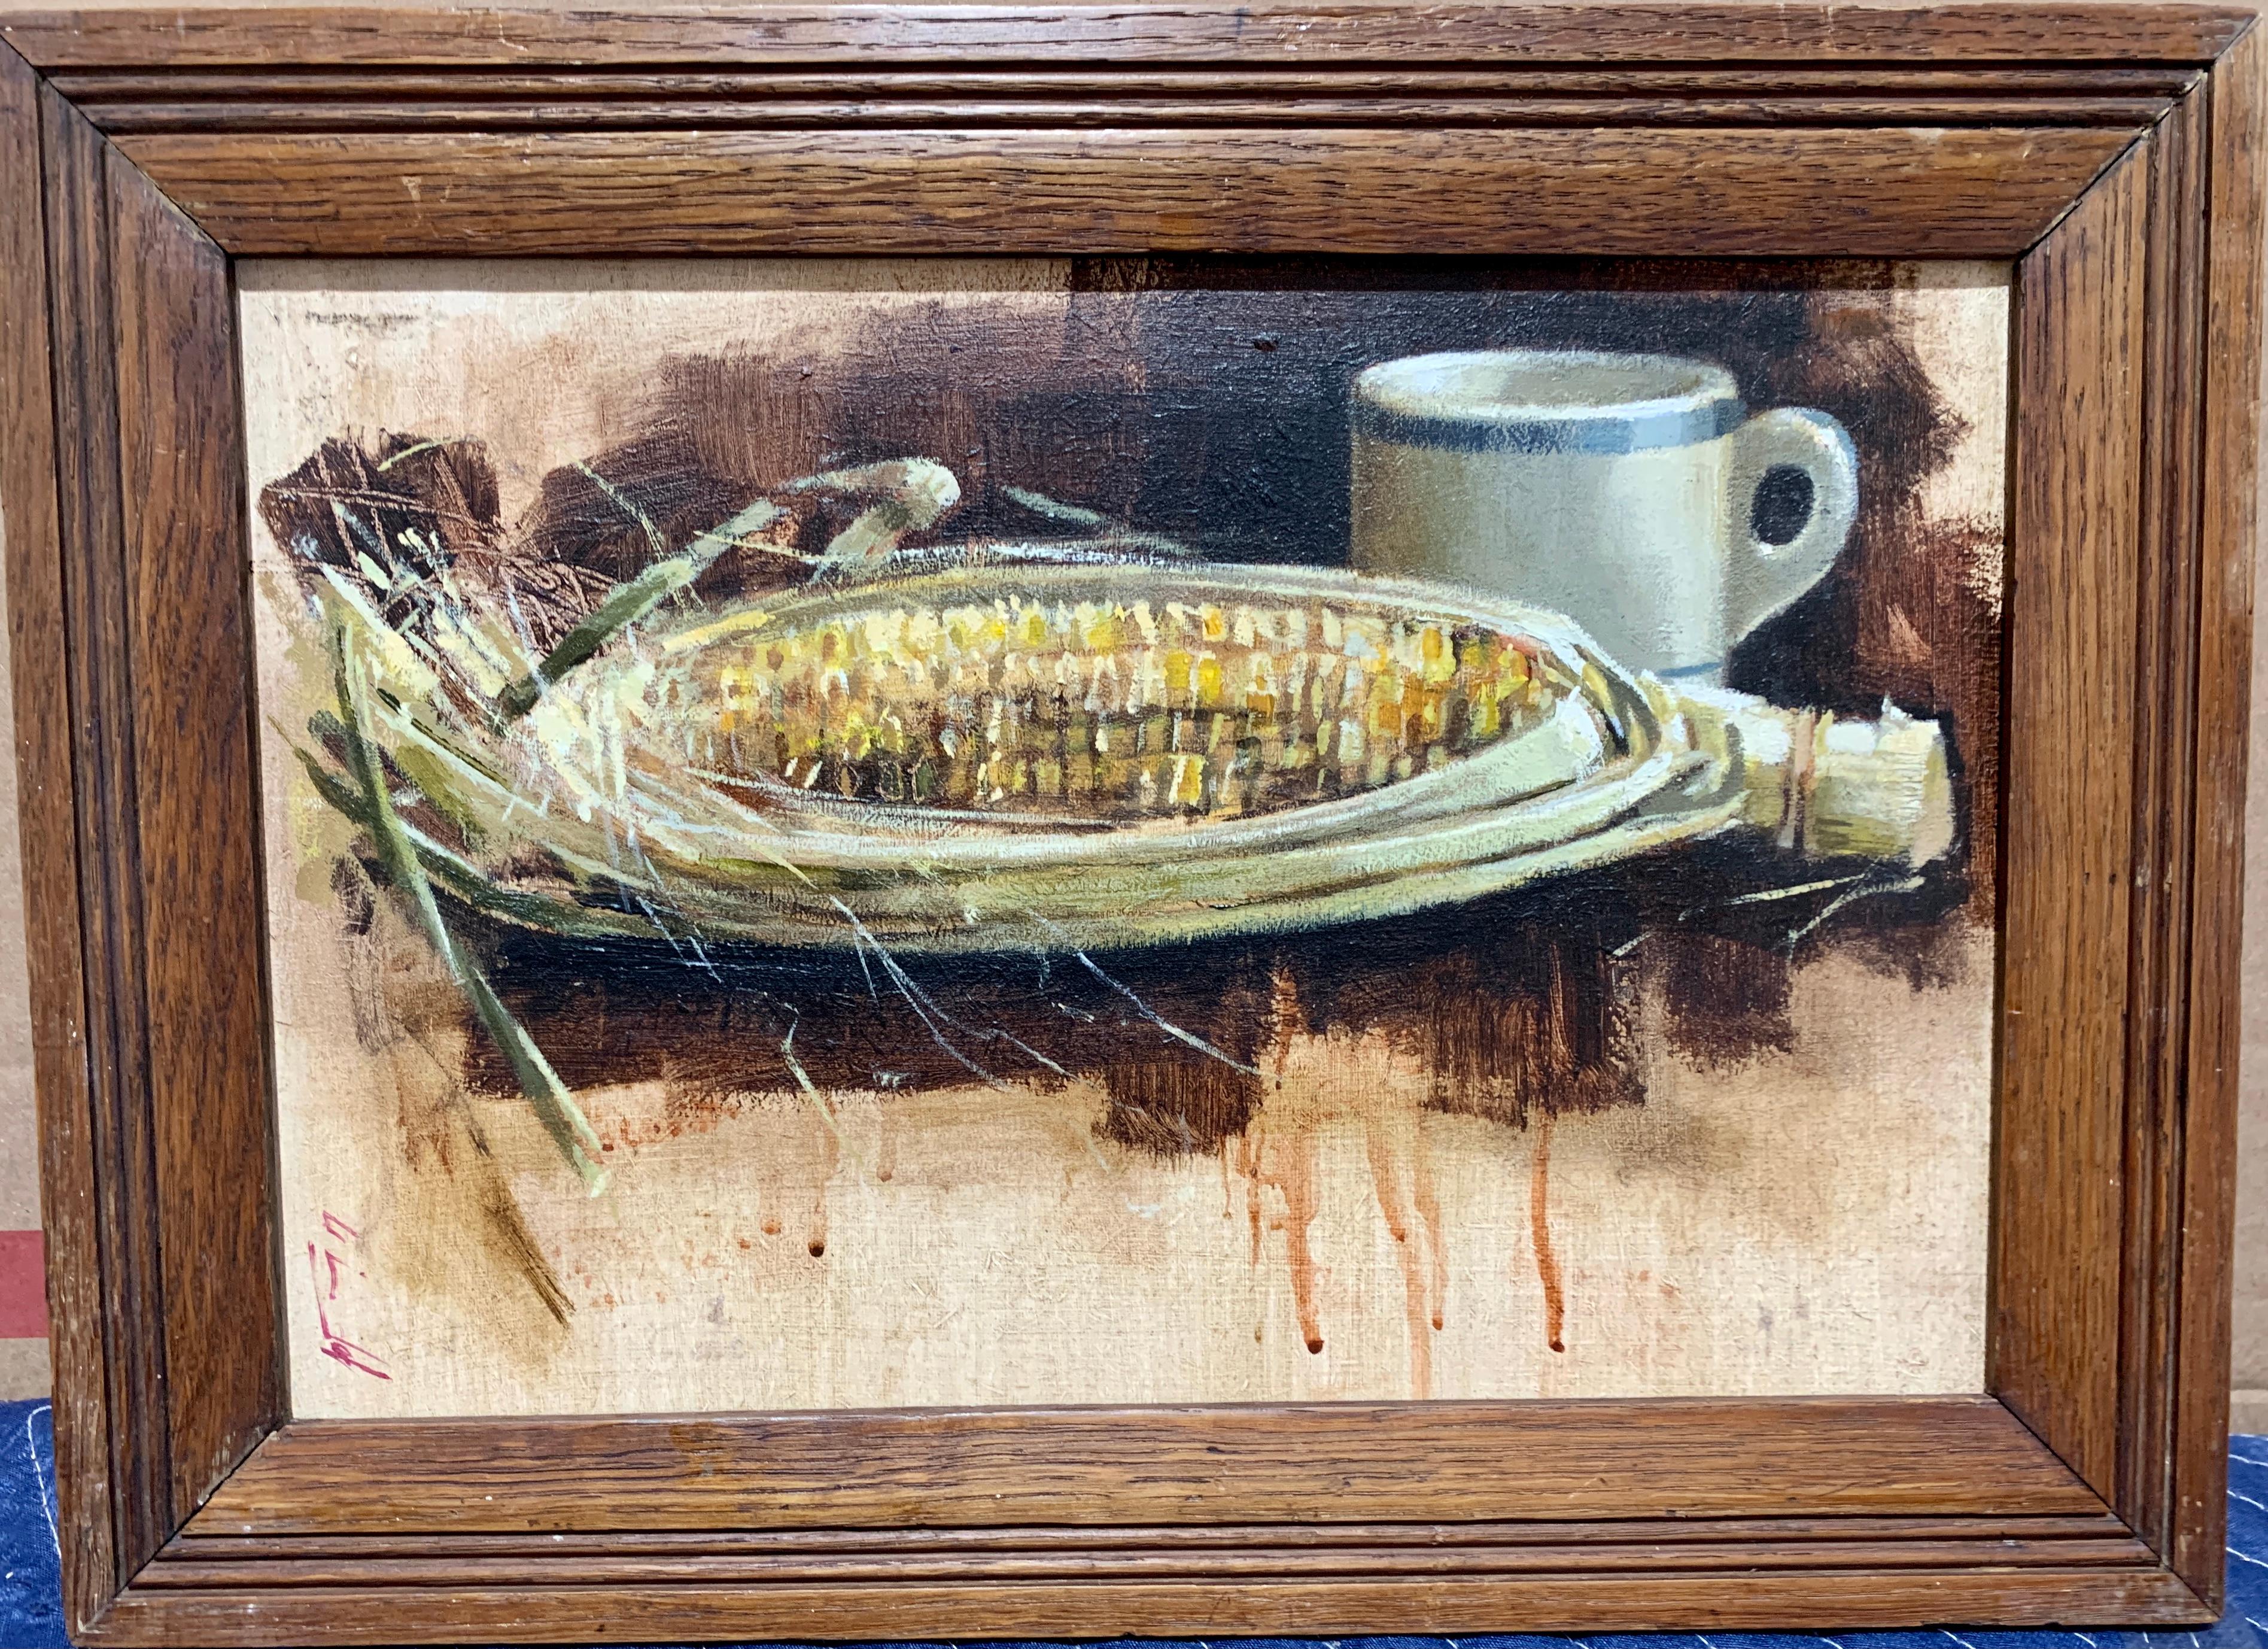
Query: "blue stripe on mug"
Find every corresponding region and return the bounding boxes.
[1351,392,1749,455]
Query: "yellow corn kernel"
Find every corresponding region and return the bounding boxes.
[1195,654,1224,711]
[1169,752,1207,807]
[1162,649,1194,709]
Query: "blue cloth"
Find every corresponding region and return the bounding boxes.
[0,1399,58,1649]
[0,1403,2255,1648]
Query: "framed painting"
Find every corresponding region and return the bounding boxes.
[0,2,2260,1641]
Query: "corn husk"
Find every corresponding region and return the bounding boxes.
[306,559,1953,956]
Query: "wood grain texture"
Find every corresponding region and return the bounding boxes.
[138,1535,2161,1587]
[17,54,284,1633]
[2115,82,2208,1562]
[33,65,2200,132]
[0,2,2252,71]
[1,1,2258,1639]
[56,95,2193,132]
[1994,137,2148,1504]
[191,1399,2100,1533]
[76,1565,2215,1645]
[0,37,115,1641]
[153,1511,2142,1563]
[109,123,2146,258]
[101,135,278,1525]
[48,68,2211,99]
[37,75,175,1593]
[2171,17,2268,1599]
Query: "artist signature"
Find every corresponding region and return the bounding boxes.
[306,1212,391,1380]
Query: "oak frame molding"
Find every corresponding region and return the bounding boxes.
[0,3,2260,1641]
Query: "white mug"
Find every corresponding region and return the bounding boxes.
[1349,350,1859,678]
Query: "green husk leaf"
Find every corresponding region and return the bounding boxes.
[333,618,611,1192]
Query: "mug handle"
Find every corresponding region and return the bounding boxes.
[1726,406,1859,643]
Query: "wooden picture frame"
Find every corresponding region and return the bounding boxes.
[0,2,2261,1640]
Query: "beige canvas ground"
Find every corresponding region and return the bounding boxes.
[238,260,2003,1416]
[273,907,1992,1415]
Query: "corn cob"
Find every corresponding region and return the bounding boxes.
[311,551,1951,956]
[665,593,1567,825]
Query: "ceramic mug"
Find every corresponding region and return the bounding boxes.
[1349,350,1859,677]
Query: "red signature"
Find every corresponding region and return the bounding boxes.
[308,1213,390,1380]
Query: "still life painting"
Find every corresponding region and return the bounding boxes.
[239,259,2006,1414]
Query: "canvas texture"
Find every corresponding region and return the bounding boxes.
[226,259,2024,1417]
